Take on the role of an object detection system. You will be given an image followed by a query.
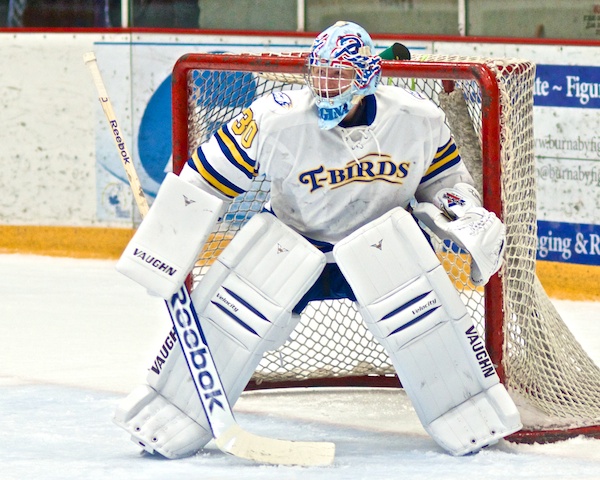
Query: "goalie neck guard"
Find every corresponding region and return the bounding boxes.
[307,21,382,130]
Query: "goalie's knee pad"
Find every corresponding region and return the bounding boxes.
[333,207,521,456]
[114,212,325,458]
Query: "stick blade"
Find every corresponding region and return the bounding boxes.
[215,424,335,467]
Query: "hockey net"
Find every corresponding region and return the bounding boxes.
[171,52,600,442]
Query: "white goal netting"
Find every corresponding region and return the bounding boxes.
[172,52,600,440]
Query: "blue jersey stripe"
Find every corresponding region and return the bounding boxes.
[420,139,462,184]
[189,148,245,198]
[215,125,257,179]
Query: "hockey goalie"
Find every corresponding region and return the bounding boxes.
[113,20,522,459]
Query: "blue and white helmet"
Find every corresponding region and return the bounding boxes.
[307,21,382,130]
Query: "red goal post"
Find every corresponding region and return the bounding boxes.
[171,52,600,443]
[172,52,505,367]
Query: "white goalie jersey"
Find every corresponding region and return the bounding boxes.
[183,85,473,246]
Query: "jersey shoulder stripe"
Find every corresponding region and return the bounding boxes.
[215,124,257,179]
[190,148,244,198]
[420,138,461,184]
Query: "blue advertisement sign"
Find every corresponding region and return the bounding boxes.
[534,64,600,108]
[537,220,600,265]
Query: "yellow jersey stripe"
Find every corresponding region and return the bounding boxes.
[191,150,240,198]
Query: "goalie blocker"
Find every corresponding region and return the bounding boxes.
[116,172,223,298]
[333,207,521,455]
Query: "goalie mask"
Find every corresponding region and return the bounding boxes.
[307,21,382,130]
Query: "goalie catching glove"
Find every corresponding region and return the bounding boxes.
[413,183,505,286]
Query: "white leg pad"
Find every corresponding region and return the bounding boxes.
[113,382,211,459]
[192,212,326,402]
[333,207,521,455]
[113,330,213,459]
[114,213,325,458]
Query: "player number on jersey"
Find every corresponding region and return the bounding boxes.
[231,108,258,149]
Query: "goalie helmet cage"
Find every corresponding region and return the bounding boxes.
[171,52,600,443]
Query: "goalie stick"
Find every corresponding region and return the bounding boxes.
[82,51,335,467]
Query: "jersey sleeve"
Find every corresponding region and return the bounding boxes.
[185,101,265,200]
[415,121,475,203]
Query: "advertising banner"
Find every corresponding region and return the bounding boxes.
[534,63,600,266]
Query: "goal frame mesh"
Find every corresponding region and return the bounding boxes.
[171,52,600,443]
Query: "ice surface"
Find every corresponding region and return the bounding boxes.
[1,254,599,480]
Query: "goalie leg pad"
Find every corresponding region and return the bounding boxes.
[192,212,326,402]
[113,331,213,459]
[114,212,326,458]
[116,172,223,298]
[333,207,521,455]
[113,381,212,459]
